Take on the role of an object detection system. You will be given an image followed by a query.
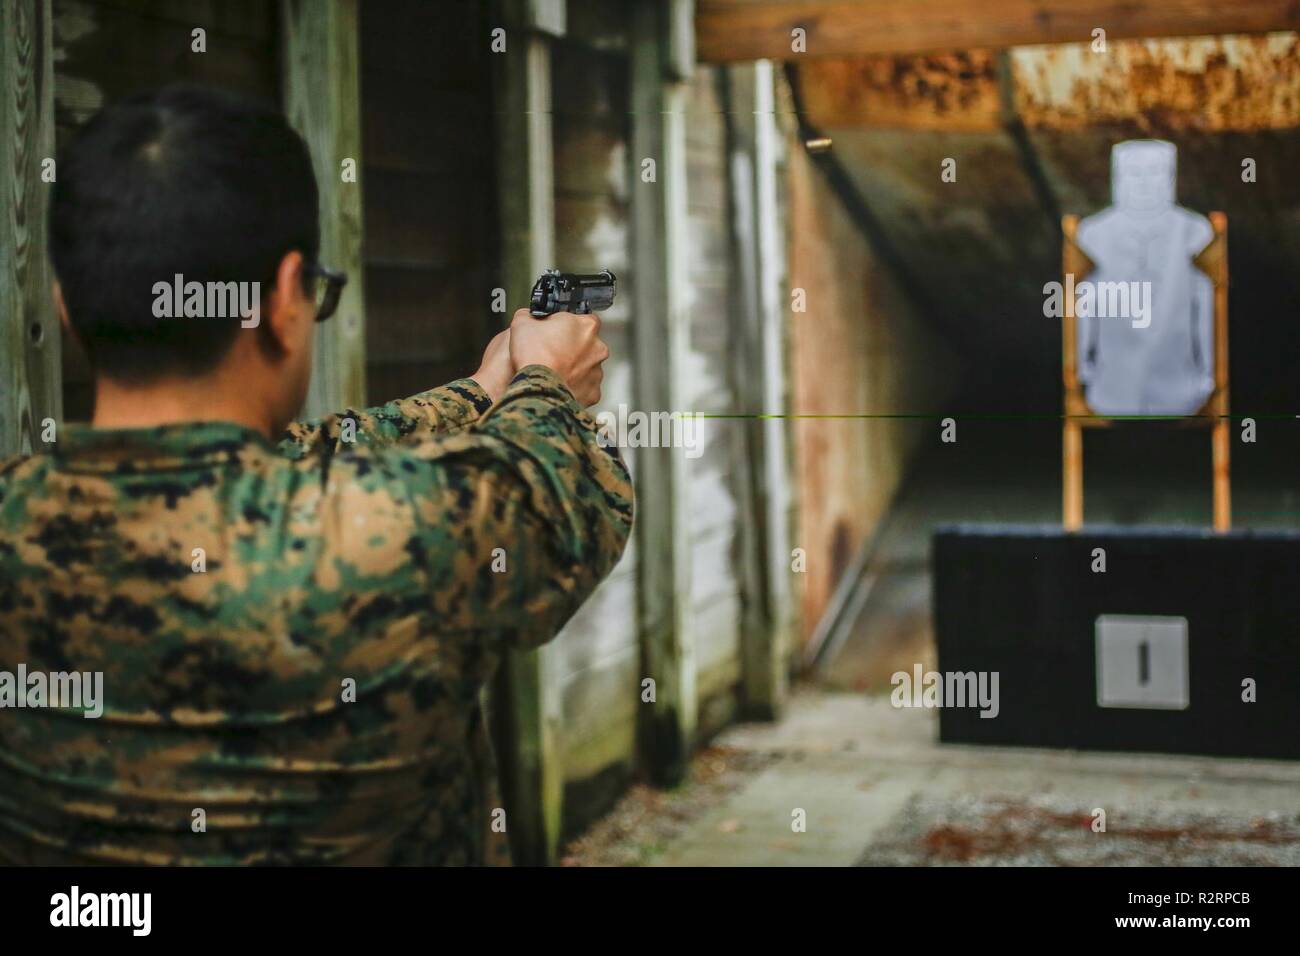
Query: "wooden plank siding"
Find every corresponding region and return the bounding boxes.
[359,0,500,404]
[548,12,643,837]
[1,0,59,456]
[682,66,746,738]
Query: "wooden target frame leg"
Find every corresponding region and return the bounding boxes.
[1212,417,1230,532]
[1064,418,1083,531]
[1197,211,1231,533]
[1061,215,1093,532]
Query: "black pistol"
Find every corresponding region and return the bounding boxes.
[529,269,616,317]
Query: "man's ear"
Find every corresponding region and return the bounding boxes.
[263,250,309,356]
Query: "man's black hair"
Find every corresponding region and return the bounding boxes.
[48,84,320,382]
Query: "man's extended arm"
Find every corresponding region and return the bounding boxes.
[278,330,514,459]
[404,363,633,649]
[278,380,494,460]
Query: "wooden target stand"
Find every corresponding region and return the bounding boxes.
[1061,212,1231,532]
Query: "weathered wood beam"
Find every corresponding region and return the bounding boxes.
[504,0,566,36]
[280,0,367,418]
[664,0,695,80]
[697,0,1300,62]
[752,64,795,693]
[1,0,59,456]
[490,8,565,865]
[726,61,790,719]
[631,0,697,785]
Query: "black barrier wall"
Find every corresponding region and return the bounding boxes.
[933,525,1300,759]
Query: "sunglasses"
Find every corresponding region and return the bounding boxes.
[304,262,348,323]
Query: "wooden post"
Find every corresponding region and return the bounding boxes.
[1061,214,1089,531]
[631,0,696,784]
[754,61,795,697]
[490,0,566,865]
[664,0,695,81]
[0,0,59,457]
[1062,415,1083,531]
[726,61,788,720]
[280,0,367,418]
[1197,212,1231,532]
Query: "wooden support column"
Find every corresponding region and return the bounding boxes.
[280,0,367,418]
[631,0,696,784]
[0,0,59,457]
[491,0,566,865]
[726,61,789,720]
[753,61,795,695]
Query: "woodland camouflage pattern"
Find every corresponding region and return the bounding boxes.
[0,365,633,865]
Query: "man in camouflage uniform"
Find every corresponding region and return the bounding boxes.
[0,87,632,865]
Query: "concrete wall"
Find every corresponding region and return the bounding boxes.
[786,139,957,645]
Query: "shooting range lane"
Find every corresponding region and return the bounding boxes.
[798,33,1300,704]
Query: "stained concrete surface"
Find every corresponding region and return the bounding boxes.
[648,691,1300,866]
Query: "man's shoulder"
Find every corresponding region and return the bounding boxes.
[0,453,52,512]
[0,451,45,479]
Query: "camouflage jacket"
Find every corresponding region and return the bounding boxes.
[0,365,633,865]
